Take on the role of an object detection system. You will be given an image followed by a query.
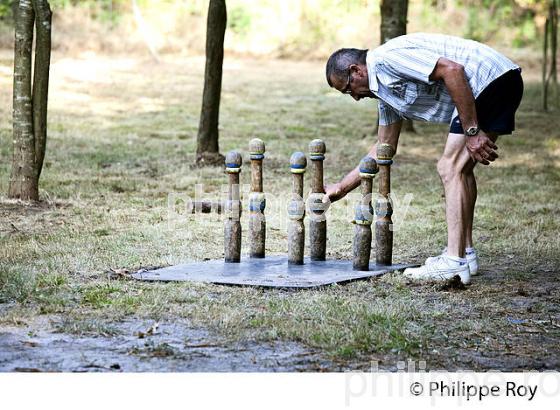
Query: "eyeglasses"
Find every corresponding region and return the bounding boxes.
[341,70,353,94]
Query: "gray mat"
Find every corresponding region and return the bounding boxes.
[132,255,417,288]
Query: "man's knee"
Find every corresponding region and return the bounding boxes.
[437,158,453,184]
[437,157,474,184]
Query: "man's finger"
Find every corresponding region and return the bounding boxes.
[479,153,491,165]
[485,140,498,150]
[484,146,499,160]
[480,150,496,163]
[482,147,497,159]
[474,152,489,165]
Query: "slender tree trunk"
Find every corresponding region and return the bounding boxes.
[544,16,549,111]
[376,0,414,134]
[196,0,226,165]
[9,0,51,200]
[550,0,558,107]
[32,0,52,178]
[380,0,408,44]
[543,0,559,111]
[9,0,37,200]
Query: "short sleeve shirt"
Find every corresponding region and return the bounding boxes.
[366,33,520,126]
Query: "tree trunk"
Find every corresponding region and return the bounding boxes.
[8,0,51,200]
[550,0,558,107]
[196,0,226,165]
[377,0,415,133]
[380,0,408,44]
[543,16,549,111]
[543,0,559,111]
[32,0,52,178]
[9,0,37,200]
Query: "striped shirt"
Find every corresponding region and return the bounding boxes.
[366,33,520,126]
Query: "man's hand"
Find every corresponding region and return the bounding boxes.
[323,183,345,203]
[465,132,499,165]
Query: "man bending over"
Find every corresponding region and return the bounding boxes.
[324,33,523,284]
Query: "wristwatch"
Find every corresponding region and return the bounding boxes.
[465,126,480,137]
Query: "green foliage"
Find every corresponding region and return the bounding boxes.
[458,0,541,46]
[0,0,126,24]
[228,4,251,37]
[0,0,549,54]
[73,0,125,25]
[513,17,538,47]
[0,0,14,20]
[49,0,124,8]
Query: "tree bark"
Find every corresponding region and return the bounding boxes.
[8,0,51,200]
[550,0,558,107]
[380,0,408,44]
[9,0,37,200]
[32,0,52,178]
[196,0,226,165]
[543,0,559,111]
[543,16,549,111]
[377,0,415,133]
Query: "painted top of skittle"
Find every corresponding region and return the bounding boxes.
[376,143,394,165]
[359,156,378,178]
[225,151,242,173]
[249,138,265,160]
[309,139,326,160]
[290,152,307,174]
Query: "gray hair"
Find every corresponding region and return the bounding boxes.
[325,48,368,87]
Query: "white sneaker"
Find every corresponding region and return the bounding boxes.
[425,248,479,275]
[404,255,471,284]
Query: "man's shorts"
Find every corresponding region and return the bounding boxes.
[449,68,523,135]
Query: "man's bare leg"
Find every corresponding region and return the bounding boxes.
[463,133,498,249]
[437,133,478,258]
[403,132,476,284]
[464,171,476,249]
[404,132,499,283]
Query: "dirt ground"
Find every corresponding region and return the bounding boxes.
[0,315,337,372]
[0,49,559,372]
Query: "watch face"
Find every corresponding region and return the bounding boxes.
[466,127,479,136]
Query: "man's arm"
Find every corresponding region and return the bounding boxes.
[429,57,498,165]
[324,120,402,203]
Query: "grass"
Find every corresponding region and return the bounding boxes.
[0,50,559,369]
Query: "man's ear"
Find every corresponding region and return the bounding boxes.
[349,64,366,79]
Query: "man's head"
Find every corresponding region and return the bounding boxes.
[325,48,375,101]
